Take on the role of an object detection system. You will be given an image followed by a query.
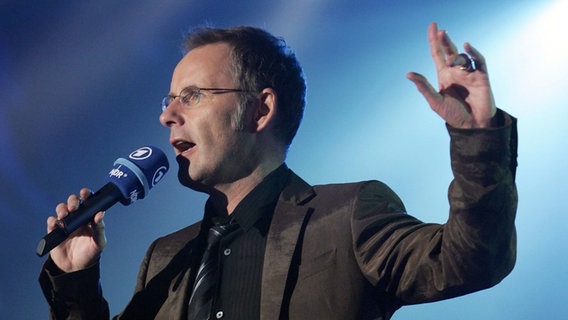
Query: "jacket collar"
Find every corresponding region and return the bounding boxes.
[260,170,315,319]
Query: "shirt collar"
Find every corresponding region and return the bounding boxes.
[204,163,290,231]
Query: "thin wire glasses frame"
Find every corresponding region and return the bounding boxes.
[161,86,249,111]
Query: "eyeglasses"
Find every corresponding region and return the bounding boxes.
[161,86,248,111]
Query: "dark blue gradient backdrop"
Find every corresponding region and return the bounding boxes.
[1,0,566,319]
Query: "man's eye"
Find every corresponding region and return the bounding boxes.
[181,90,201,105]
[192,91,202,101]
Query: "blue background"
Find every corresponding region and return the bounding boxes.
[1,0,567,318]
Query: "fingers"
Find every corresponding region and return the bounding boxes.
[64,188,93,214]
[429,22,482,71]
[67,193,81,212]
[46,216,59,233]
[428,23,465,73]
[47,204,107,245]
[79,188,94,201]
[439,28,458,57]
[411,23,496,129]
[52,190,86,221]
[428,23,461,70]
[464,42,487,73]
[406,72,443,110]
[48,188,100,233]
[428,23,447,72]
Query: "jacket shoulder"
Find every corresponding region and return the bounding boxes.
[142,221,202,278]
[311,180,406,213]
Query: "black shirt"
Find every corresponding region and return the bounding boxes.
[199,164,290,320]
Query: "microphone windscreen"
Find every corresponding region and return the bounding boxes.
[108,146,169,205]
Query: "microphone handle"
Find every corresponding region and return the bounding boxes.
[36,183,122,257]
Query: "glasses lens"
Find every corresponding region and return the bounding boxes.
[180,87,200,106]
[161,96,170,111]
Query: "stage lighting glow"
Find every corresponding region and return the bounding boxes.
[502,0,568,106]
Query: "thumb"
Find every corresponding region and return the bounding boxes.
[406,72,443,110]
[91,211,107,250]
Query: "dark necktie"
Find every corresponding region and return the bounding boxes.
[187,222,237,320]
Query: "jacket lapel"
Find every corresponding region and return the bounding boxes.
[260,171,315,320]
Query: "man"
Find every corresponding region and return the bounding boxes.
[39,22,517,320]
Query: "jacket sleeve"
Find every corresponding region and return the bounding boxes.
[39,257,110,320]
[352,109,518,307]
[38,240,160,320]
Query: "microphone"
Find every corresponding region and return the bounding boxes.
[36,146,169,257]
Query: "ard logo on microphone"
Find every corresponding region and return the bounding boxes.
[129,147,153,160]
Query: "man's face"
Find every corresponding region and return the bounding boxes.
[160,43,257,191]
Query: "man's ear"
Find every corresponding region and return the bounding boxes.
[254,88,277,132]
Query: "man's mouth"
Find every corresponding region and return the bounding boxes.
[173,140,196,154]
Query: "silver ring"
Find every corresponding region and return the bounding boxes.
[454,53,475,72]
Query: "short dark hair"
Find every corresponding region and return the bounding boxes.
[183,26,306,149]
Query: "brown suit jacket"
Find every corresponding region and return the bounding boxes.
[41,115,517,320]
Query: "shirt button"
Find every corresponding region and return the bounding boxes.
[216,311,224,319]
[223,248,231,256]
